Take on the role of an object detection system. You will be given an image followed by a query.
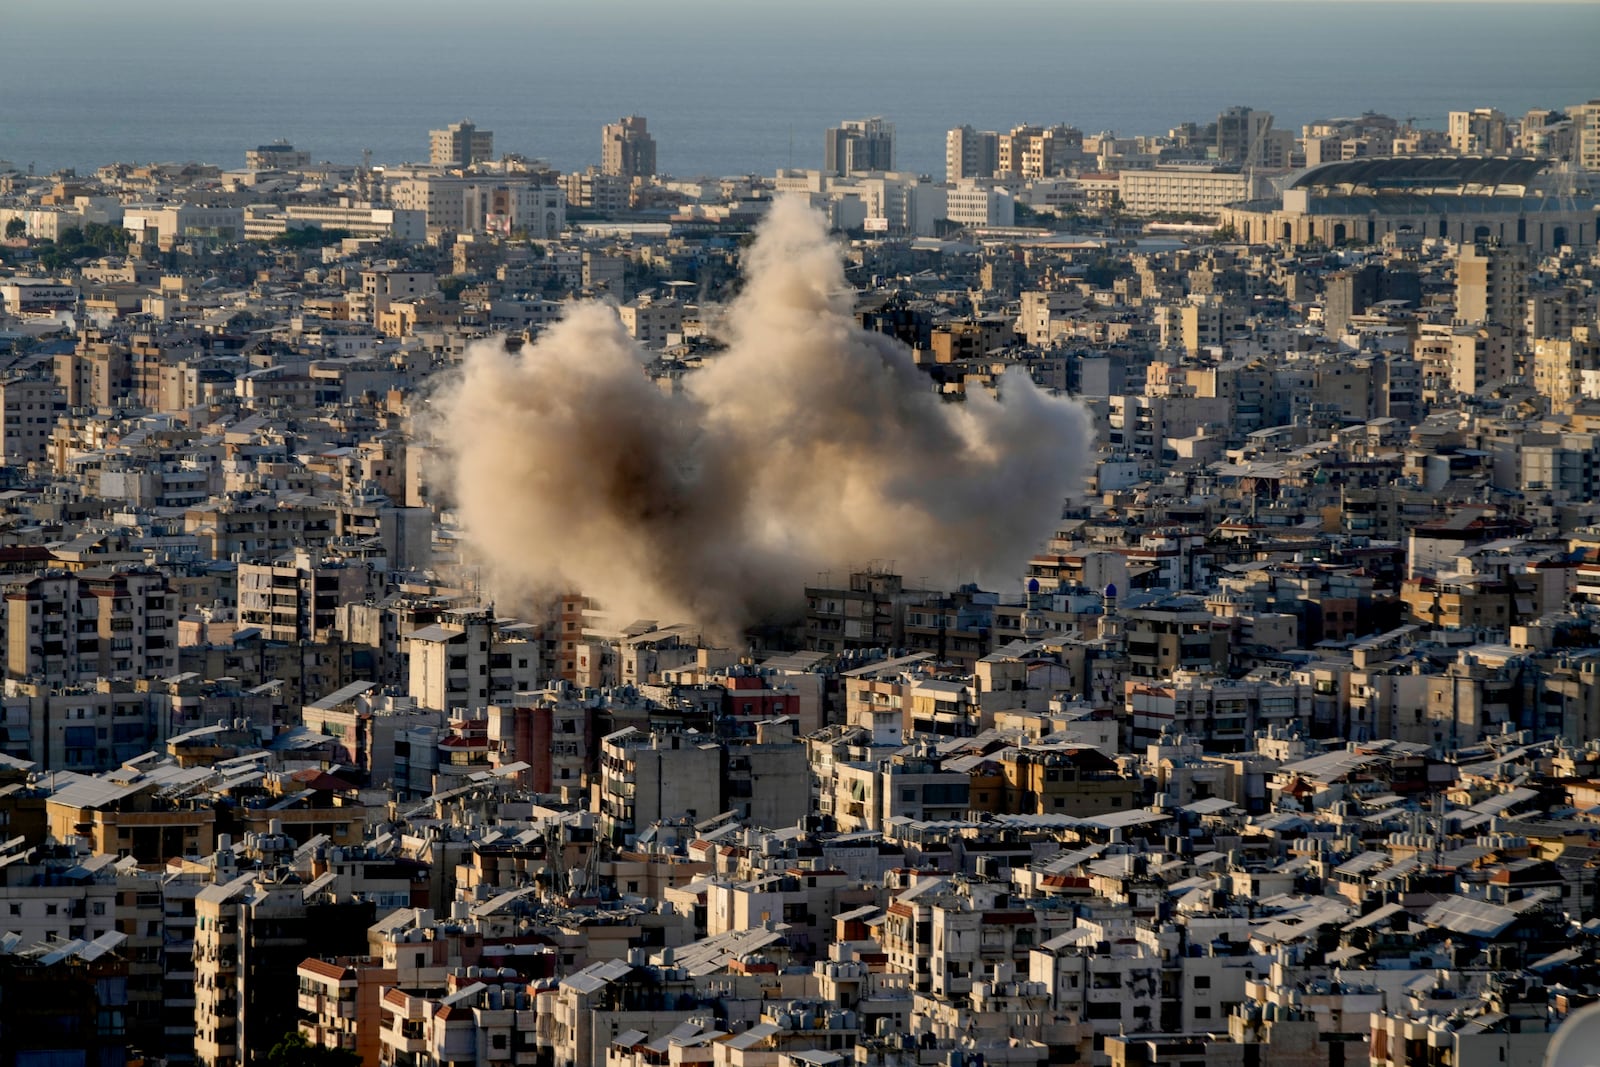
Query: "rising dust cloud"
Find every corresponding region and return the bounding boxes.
[430,198,1093,635]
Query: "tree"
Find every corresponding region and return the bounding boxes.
[4,218,24,240]
[266,226,351,250]
[264,1032,360,1067]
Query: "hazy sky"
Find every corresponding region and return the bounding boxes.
[5,0,1596,176]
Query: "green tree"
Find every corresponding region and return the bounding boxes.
[81,222,132,249]
[266,226,352,250]
[4,218,24,240]
[265,1032,360,1067]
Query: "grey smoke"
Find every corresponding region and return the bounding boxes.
[430,197,1093,634]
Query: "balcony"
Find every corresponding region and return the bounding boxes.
[386,1030,429,1054]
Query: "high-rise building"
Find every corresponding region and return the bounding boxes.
[601,115,657,179]
[1573,99,1600,170]
[0,373,64,466]
[1457,242,1529,328]
[824,117,894,176]
[1456,241,1530,362]
[946,125,998,182]
[1448,109,1509,155]
[428,119,494,168]
[1215,106,1275,166]
[996,124,1084,179]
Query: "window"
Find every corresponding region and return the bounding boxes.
[1194,975,1211,989]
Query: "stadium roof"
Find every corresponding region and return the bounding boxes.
[1288,156,1548,191]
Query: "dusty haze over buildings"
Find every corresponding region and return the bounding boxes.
[431,198,1092,632]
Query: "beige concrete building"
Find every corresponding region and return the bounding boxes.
[1447,108,1509,154]
[1532,326,1600,413]
[563,167,630,213]
[1455,241,1529,348]
[244,141,310,170]
[237,550,375,644]
[4,566,177,686]
[429,120,494,168]
[997,124,1083,180]
[601,115,656,180]
[1448,324,1517,394]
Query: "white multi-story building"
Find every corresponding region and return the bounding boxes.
[242,204,425,243]
[946,125,999,182]
[122,204,244,245]
[944,181,1015,227]
[388,174,565,237]
[1118,165,1260,217]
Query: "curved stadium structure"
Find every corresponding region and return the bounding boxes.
[1220,155,1599,251]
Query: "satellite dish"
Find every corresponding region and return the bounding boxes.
[1546,1002,1600,1067]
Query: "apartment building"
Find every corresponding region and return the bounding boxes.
[237,550,376,643]
[1447,108,1509,154]
[429,120,494,168]
[596,728,721,845]
[825,118,895,176]
[405,607,539,714]
[946,126,999,182]
[3,566,177,686]
[194,866,374,1067]
[0,373,65,467]
[602,116,657,180]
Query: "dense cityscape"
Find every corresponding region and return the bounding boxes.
[0,95,1599,1067]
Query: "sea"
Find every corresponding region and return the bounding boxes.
[3,0,1598,180]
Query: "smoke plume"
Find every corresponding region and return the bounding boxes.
[430,198,1093,635]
